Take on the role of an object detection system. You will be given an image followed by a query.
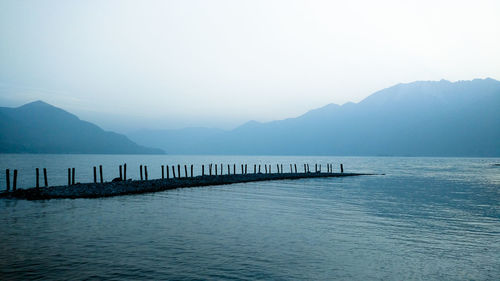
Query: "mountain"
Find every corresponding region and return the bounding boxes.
[128,78,500,156]
[0,101,164,154]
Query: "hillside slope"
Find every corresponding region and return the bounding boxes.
[129,78,500,156]
[0,101,164,154]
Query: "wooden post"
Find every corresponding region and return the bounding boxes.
[220,164,223,175]
[191,165,193,178]
[43,168,48,187]
[227,164,230,175]
[245,164,247,174]
[184,165,188,178]
[304,164,306,173]
[233,164,236,175]
[215,164,218,176]
[319,164,321,173]
[166,165,170,179]
[140,165,143,180]
[68,168,71,186]
[172,166,176,178]
[72,168,75,185]
[241,164,244,174]
[202,165,205,176]
[290,164,293,173]
[145,166,148,180]
[36,168,40,188]
[209,164,212,176]
[13,170,17,191]
[177,165,180,178]
[269,165,272,173]
[307,164,310,173]
[277,164,279,174]
[5,169,10,191]
[315,164,317,173]
[99,165,103,183]
[254,164,257,174]
[294,164,297,173]
[258,164,261,173]
[161,165,164,179]
[120,165,123,180]
[124,163,127,180]
[340,164,344,173]
[265,165,267,174]
[93,166,97,183]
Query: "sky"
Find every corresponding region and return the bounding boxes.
[1,0,499,132]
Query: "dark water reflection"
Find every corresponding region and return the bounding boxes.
[1,156,499,280]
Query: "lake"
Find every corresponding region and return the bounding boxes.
[1,155,499,280]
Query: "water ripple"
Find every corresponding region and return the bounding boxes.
[1,156,499,280]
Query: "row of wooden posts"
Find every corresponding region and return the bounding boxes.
[4,163,344,191]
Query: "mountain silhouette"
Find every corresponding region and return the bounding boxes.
[129,78,500,156]
[0,101,164,154]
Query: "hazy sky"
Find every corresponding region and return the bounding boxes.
[1,0,499,131]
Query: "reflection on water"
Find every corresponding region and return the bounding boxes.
[1,155,499,280]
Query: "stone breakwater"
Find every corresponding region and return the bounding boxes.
[0,172,372,200]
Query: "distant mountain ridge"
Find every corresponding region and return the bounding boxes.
[0,101,164,154]
[129,78,500,156]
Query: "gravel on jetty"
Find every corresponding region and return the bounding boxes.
[1,172,371,200]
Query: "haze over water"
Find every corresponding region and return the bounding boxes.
[1,0,499,279]
[1,155,499,280]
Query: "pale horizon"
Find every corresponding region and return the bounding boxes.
[1,77,497,133]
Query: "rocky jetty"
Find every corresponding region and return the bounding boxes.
[0,172,371,200]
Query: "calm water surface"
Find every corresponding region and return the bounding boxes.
[0,155,499,280]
